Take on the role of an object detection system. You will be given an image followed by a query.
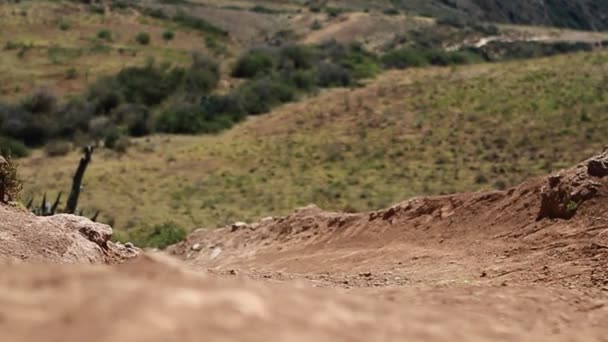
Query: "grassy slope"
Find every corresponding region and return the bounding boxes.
[19,50,608,231]
[0,0,220,100]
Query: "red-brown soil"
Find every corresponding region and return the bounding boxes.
[3,149,608,341]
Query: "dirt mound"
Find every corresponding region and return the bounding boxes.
[1,254,607,342]
[0,205,139,264]
[171,149,608,288]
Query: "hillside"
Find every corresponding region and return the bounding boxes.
[3,0,607,101]
[19,50,608,236]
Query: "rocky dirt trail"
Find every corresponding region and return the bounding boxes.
[3,149,608,341]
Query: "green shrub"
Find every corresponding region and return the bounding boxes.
[279,44,317,70]
[44,140,72,157]
[156,106,207,134]
[112,104,153,137]
[200,93,246,122]
[383,8,399,15]
[239,77,297,114]
[115,63,183,105]
[251,5,277,14]
[58,20,71,31]
[97,29,112,41]
[309,6,322,13]
[115,222,187,249]
[103,128,121,149]
[172,12,228,37]
[135,32,151,45]
[184,53,221,95]
[326,7,343,17]
[317,62,352,87]
[287,69,317,91]
[22,89,57,114]
[66,67,78,79]
[162,30,175,42]
[0,137,29,158]
[310,20,322,30]
[232,49,276,78]
[381,49,429,69]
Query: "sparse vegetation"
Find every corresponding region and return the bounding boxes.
[0,155,22,203]
[97,29,112,41]
[135,32,151,45]
[162,30,175,42]
[114,221,187,249]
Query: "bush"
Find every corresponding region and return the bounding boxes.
[112,104,153,137]
[251,5,277,14]
[66,67,78,79]
[135,32,150,45]
[200,93,246,122]
[279,44,317,70]
[115,63,183,105]
[21,89,57,114]
[383,8,399,15]
[326,7,343,17]
[54,99,96,138]
[286,69,317,91]
[172,13,228,37]
[232,49,276,78]
[0,155,22,203]
[44,140,72,157]
[162,30,175,42]
[156,106,207,134]
[115,222,187,249]
[103,128,121,149]
[239,77,297,114]
[0,137,29,158]
[310,20,322,30]
[184,53,221,95]
[97,29,112,41]
[381,49,429,69]
[87,77,122,114]
[317,62,352,87]
[58,20,71,31]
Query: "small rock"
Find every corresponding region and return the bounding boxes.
[360,272,373,278]
[210,247,222,259]
[480,271,487,278]
[191,243,202,251]
[124,242,134,249]
[261,217,274,224]
[228,269,237,276]
[231,222,248,232]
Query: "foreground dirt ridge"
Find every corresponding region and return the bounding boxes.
[2,149,608,341]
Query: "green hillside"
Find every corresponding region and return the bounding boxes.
[19,50,608,236]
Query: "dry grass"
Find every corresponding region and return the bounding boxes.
[0,1,217,100]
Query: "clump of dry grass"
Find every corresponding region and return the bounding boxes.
[0,156,22,203]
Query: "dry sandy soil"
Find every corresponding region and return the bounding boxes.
[3,149,608,341]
